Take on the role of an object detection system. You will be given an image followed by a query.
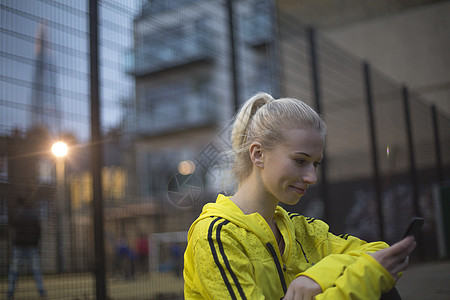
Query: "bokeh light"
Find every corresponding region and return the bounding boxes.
[178,160,196,175]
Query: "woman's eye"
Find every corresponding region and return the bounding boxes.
[313,162,321,168]
[295,159,306,165]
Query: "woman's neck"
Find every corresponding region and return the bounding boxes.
[231,175,278,224]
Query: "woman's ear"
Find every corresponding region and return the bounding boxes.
[249,142,264,168]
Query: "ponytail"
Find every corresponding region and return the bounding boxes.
[231,92,274,153]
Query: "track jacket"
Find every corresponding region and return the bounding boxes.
[184,194,396,299]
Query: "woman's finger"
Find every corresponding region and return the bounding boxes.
[395,239,417,263]
[389,237,416,262]
[391,255,410,275]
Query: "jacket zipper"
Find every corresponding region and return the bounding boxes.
[266,242,287,294]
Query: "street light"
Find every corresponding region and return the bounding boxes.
[51,141,68,157]
[52,141,68,273]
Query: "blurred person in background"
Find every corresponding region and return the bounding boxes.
[115,237,136,280]
[7,196,46,299]
[136,233,150,274]
[170,243,183,278]
[184,92,416,299]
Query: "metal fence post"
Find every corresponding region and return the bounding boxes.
[307,27,329,222]
[401,86,421,218]
[363,62,385,240]
[431,105,444,183]
[89,0,107,298]
[402,85,424,260]
[269,0,281,98]
[226,0,240,113]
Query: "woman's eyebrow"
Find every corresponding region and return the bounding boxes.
[294,152,323,161]
[294,152,311,157]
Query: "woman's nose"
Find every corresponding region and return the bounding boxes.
[302,164,317,185]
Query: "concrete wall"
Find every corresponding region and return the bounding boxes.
[323,1,450,116]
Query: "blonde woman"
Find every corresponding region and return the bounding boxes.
[184,93,415,299]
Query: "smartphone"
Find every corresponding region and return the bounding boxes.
[402,217,424,240]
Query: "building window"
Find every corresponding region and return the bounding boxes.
[138,77,214,134]
[142,0,202,16]
[0,154,7,182]
[133,18,213,75]
[0,198,7,225]
[37,157,54,186]
[241,0,273,47]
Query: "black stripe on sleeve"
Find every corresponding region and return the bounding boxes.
[289,212,301,219]
[338,233,349,240]
[306,217,316,223]
[216,220,247,300]
[208,217,237,299]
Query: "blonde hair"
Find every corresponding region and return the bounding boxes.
[230,92,327,185]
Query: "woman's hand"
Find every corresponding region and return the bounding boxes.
[283,237,415,299]
[369,236,417,281]
[283,275,321,300]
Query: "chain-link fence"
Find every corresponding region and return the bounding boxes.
[1,0,449,299]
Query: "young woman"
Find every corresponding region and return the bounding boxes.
[184,93,416,299]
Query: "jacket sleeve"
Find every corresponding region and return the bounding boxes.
[314,253,396,299]
[297,219,395,297]
[184,218,266,300]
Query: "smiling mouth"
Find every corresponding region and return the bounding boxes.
[291,186,306,194]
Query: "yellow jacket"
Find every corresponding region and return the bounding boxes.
[184,194,395,299]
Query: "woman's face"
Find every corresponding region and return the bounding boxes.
[260,128,324,206]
